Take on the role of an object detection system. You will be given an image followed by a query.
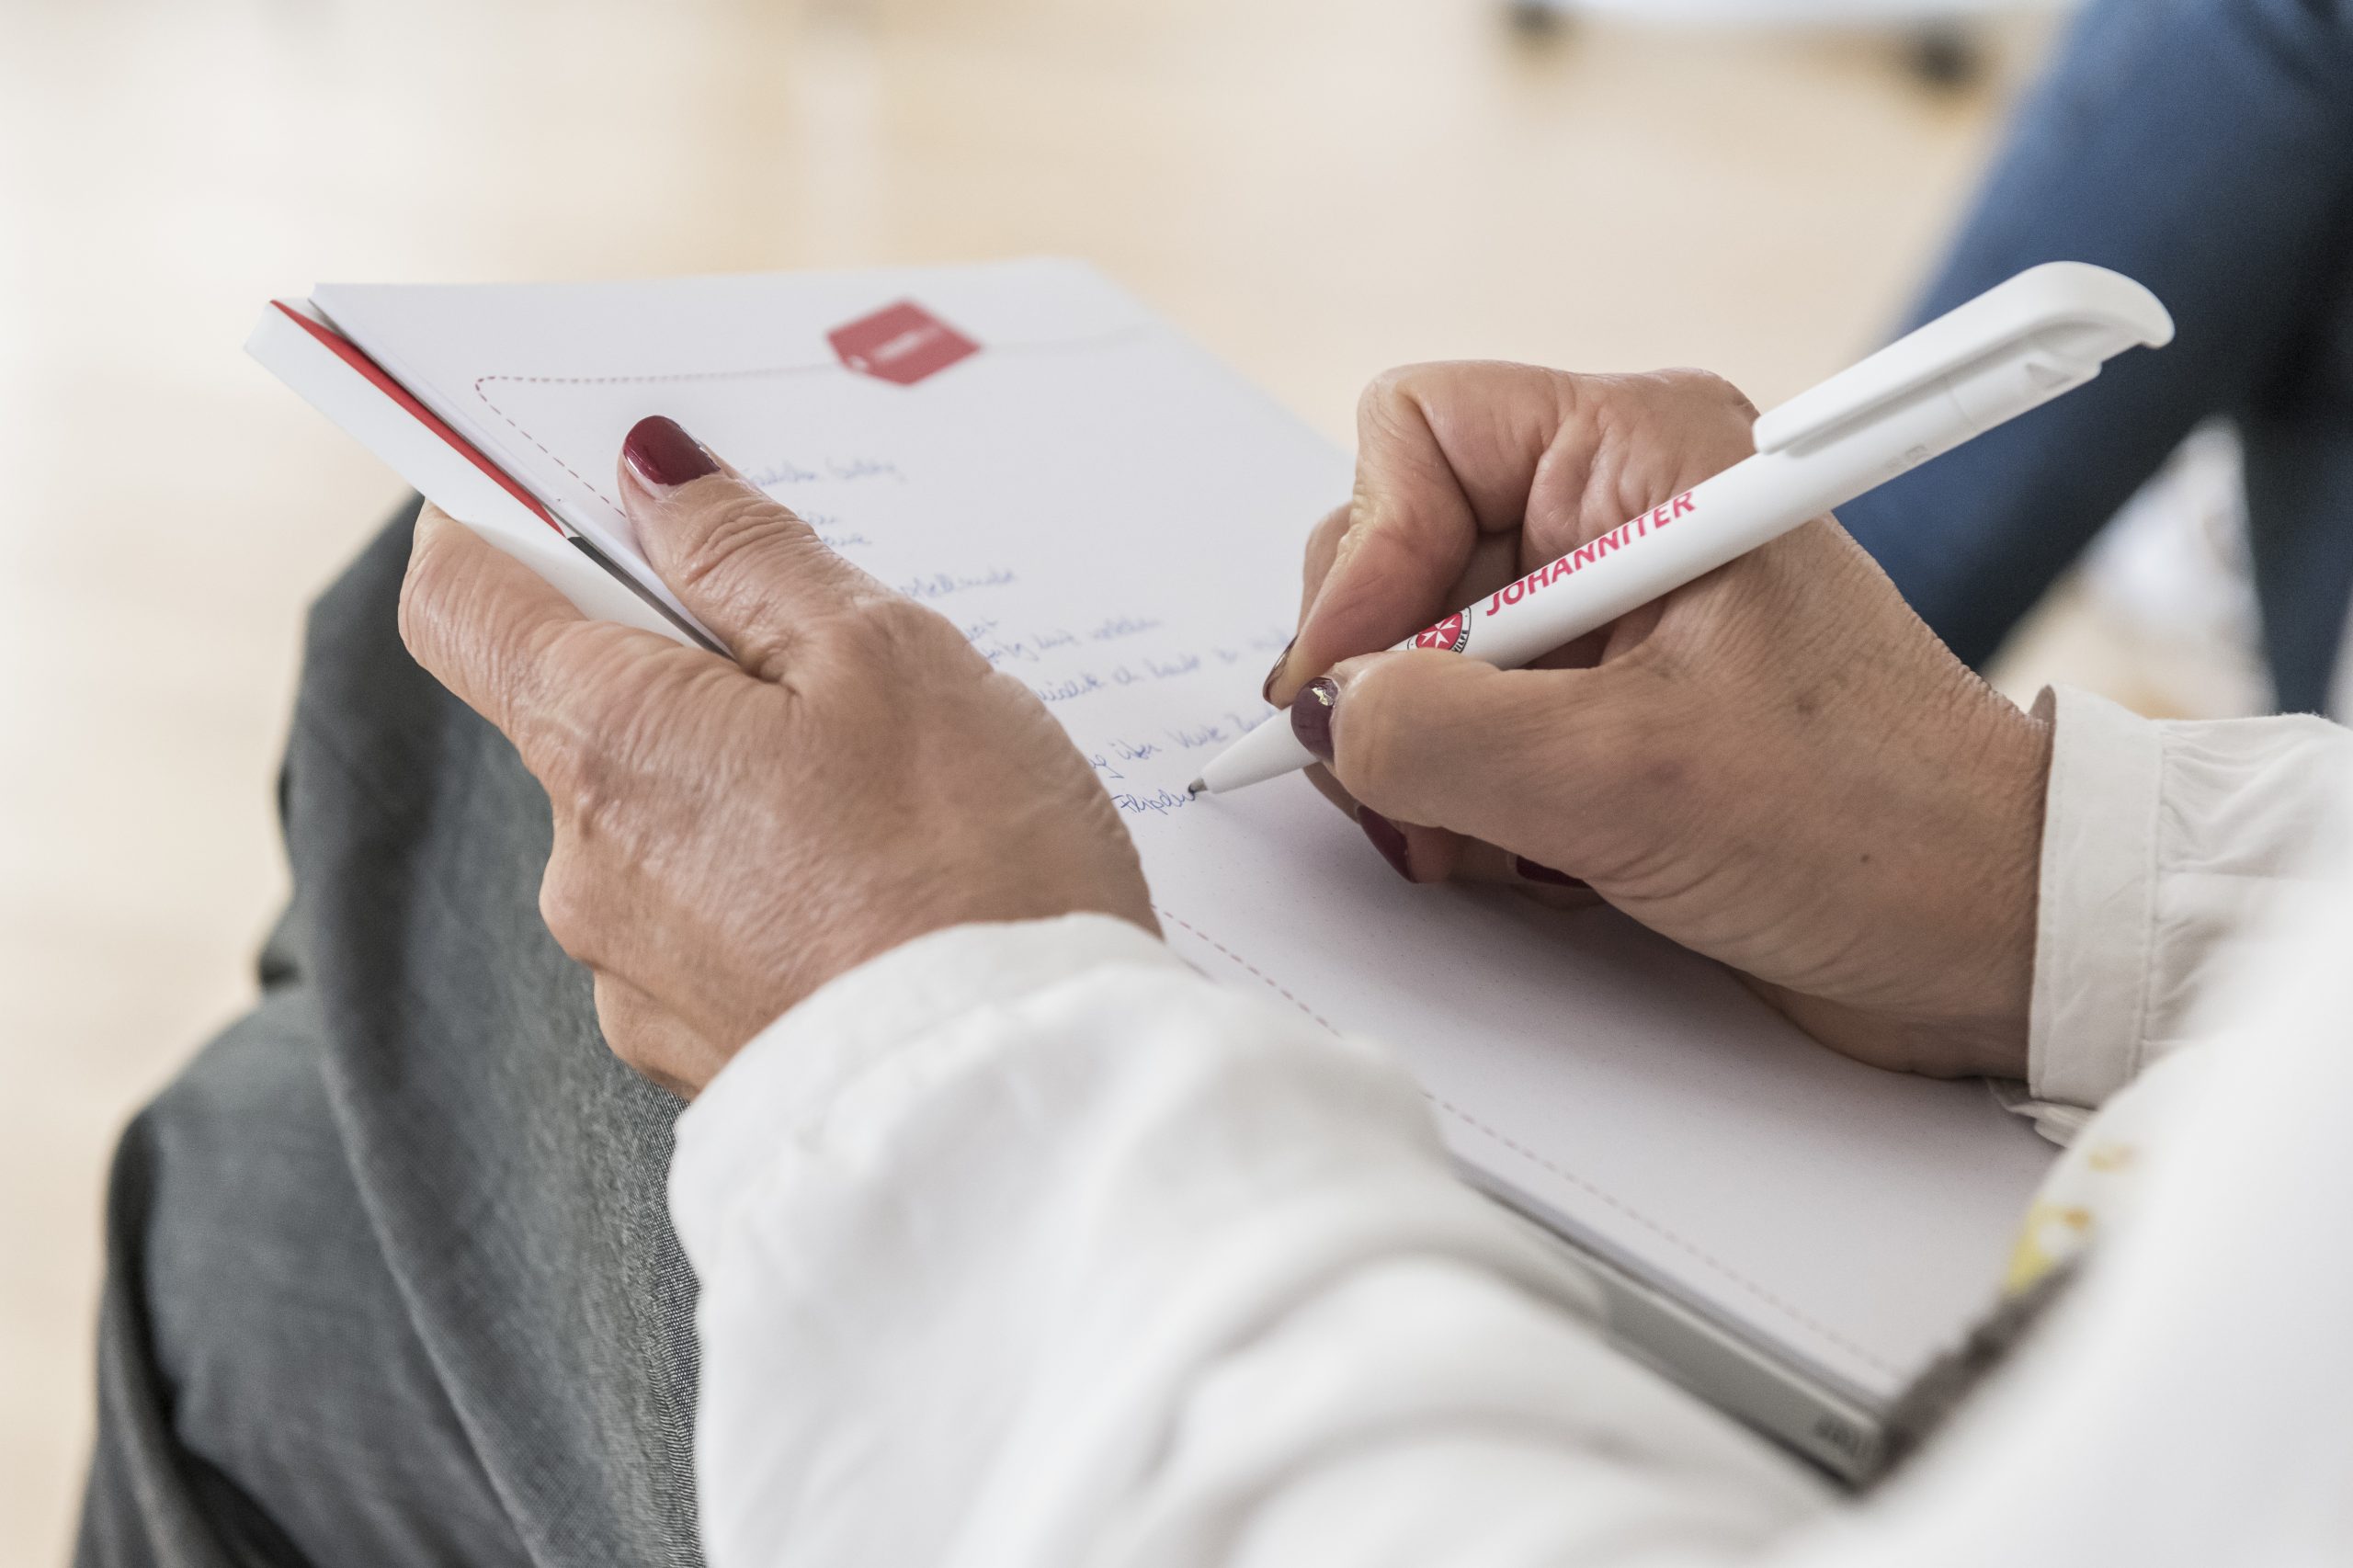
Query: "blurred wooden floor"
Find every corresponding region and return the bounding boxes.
[0,0,2058,1552]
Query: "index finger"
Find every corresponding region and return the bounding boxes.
[398,504,677,765]
[1272,362,1577,702]
[1276,365,1760,700]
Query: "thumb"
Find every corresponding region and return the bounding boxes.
[617,415,888,680]
[1293,649,1618,856]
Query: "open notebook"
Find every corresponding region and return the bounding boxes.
[251,258,2056,1478]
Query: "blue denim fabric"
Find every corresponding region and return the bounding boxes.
[1837,0,2353,712]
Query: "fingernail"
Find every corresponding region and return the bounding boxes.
[1513,856,1588,889]
[1358,807,1415,881]
[1290,676,1339,762]
[1260,637,1298,704]
[622,415,721,491]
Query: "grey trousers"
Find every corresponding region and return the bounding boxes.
[75,503,704,1568]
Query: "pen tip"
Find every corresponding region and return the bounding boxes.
[1186,778,1206,797]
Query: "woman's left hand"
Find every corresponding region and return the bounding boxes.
[397,417,1157,1096]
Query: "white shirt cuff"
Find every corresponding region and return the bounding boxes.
[2029,686,2165,1109]
[2028,686,2353,1116]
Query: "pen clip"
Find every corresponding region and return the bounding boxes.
[1751,262,2175,459]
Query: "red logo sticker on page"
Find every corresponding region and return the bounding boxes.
[827,301,980,386]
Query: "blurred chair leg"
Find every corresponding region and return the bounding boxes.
[1506,0,1575,39]
[2239,245,2353,715]
[1904,22,1989,91]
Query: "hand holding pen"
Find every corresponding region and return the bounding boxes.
[1205,264,2170,797]
[1247,358,2124,1078]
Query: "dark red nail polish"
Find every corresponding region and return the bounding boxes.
[623,415,720,489]
[1358,807,1414,881]
[1290,676,1339,762]
[1513,856,1588,888]
[1260,637,1298,704]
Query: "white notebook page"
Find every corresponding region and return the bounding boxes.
[315,259,2056,1406]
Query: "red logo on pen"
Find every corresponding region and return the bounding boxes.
[828,301,980,386]
[1413,611,1471,653]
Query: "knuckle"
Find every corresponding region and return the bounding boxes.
[675,492,814,601]
[1355,364,1435,445]
[830,596,950,662]
[527,660,657,842]
[1655,367,1761,428]
[536,858,602,963]
[532,723,620,835]
[1357,365,1411,417]
[1358,360,1449,412]
[1306,502,1351,556]
[864,596,945,642]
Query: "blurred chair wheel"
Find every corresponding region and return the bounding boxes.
[1506,0,1574,41]
[1905,23,1988,91]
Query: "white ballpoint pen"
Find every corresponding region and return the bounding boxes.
[1187,261,2174,797]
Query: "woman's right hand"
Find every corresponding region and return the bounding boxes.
[1267,363,2050,1081]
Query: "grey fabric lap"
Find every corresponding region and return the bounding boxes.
[77,500,703,1568]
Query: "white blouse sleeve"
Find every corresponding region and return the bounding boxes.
[670,886,2353,1566]
[668,915,1828,1568]
[2028,686,2353,1115]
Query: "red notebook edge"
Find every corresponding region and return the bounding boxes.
[269,300,565,537]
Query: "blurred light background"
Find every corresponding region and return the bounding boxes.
[4,0,2260,1553]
